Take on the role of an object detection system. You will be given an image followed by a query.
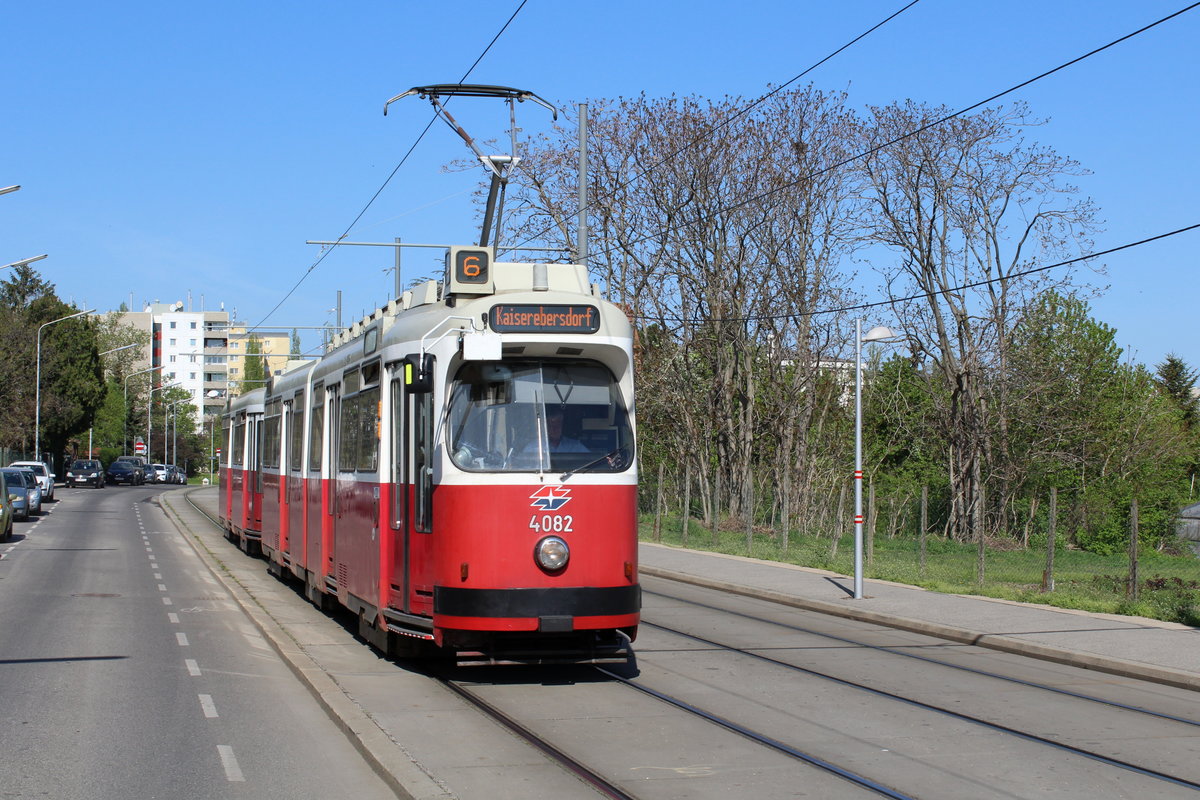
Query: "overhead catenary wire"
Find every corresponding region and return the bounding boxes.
[632,222,1200,325]
[579,2,1200,266]
[248,0,529,335]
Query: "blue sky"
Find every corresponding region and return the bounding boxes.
[3,1,1197,366]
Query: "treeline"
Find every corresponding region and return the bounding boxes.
[0,266,205,471]
[496,87,1198,555]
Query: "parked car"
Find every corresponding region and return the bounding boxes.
[166,464,186,485]
[105,460,143,485]
[14,468,42,514]
[66,459,105,488]
[8,460,54,501]
[2,468,36,520]
[113,456,148,484]
[149,463,168,484]
[0,472,13,541]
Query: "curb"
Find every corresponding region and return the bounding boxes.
[639,564,1200,693]
[158,488,454,800]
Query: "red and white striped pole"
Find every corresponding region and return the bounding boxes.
[854,318,865,599]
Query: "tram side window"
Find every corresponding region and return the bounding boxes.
[413,391,433,533]
[357,386,380,472]
[309,385,324,472]
[290,406,304,472]
[339,394,359,472]
[233,421,246,467]
[262,403,281,469]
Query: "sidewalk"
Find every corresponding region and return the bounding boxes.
[639,541,1200,692]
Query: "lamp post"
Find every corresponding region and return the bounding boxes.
[35,307,96,463]
[124,365,164,455]
[853,320,902,600]
[147,382,180,467]
[166,398,189,467]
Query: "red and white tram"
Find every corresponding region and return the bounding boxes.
[223,246,639,662]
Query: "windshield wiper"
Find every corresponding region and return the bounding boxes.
[559,448,624,482]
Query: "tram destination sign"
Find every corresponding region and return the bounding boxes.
[489,304,601,334]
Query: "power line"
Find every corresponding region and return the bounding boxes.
[631,223,1200,325]
[250,0,529,333]
[586,2,1200,263]
[510,0,922,253]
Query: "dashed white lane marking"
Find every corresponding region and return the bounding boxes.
[185,659,201,676]
[162,597,173,606]
[145,546,153,552]
[168,613,180,623]
[217,745,245,782]
[154,572,162,580]
[198,694,218,718]
[176,632,189,646]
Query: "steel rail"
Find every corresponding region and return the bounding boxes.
[438,677,638,800]
[644,619,1200,792]
[592,665,915,799]
[644,585,1200,729]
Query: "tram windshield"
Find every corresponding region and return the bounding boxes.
[448,360,633,474]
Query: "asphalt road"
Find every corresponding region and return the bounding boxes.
[0,484,398,800]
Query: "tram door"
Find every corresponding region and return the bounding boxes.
[306,382,326,587]
[395,358,435,617]
[286,396,304,563]
[325,383,340,585]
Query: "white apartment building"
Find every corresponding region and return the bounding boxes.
[122,303,230,422]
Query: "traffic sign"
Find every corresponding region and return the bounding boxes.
[134,441,146,455]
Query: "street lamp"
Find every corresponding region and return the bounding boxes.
[147,382,180,466]
[2,254,48,270]
[166,397,191,466]
[35,307,96,463]
[853,320,902,600]
[124,365,164,455]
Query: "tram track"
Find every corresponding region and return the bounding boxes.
[640,581,1200,793]
[441,669,915,800]
[644,584,1200,730]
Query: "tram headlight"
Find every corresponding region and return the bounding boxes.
[534,536,570,572]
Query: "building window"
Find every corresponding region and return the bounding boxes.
[169,338,176,346]
[170,321,176,329]
[190,322,197,329]
[169,355,176,363]
[190,373,197,380]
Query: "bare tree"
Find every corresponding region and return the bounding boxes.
[856,101,1097,540]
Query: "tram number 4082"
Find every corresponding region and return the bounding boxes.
[529,514,574,533]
